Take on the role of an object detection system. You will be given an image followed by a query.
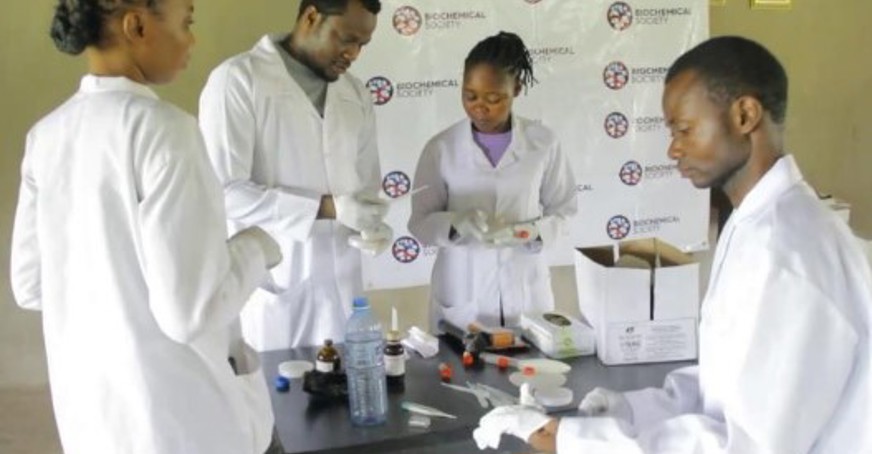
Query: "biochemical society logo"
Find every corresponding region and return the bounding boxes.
[617,160,678,186]
[392,6,487,35]
[606,214,680,240]
[603,62,669,89]
[604,112,666,138]
[529,46,576,65]
[366,76,458,105]
[607,2,691,30]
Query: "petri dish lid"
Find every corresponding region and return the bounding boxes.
[533,387,574,407]
[508,371,567,389]
[516,358,571,375]
[278,360,314,379]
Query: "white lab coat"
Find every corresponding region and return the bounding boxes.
[408,116,577,330]
[557,155,872,453]
[9,76,275,454]
[199,34,381,350]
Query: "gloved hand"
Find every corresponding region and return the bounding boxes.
[484,221,539,247]
[233,226,282,268]
[473,384,551,450]
[451,209,490,242]
[348,222,393,256]
[578,387,633,421]
[335,192,389,232]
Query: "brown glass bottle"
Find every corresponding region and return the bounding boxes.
[383,330,405,386]
[315,339,340,373]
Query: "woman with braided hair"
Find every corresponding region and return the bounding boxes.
[10,1,284,452]
[409,31,577,333]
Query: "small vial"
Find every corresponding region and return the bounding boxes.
[384,330,406,385]
[462,351,474,367]
[316,339,340,373]
[438,362,453,382]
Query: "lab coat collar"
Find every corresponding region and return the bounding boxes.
[730,154,803,224]
[255,34,359,109]
[79,75,158,100]
[463,115,533,169]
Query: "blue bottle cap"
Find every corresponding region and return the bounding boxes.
[274,375,290,392]
[352,296,370,310]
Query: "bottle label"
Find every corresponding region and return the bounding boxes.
[384,355,405,377]
[315,360,334,373]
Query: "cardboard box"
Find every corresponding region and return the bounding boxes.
[520,311,596,359]
[574,238,699,365]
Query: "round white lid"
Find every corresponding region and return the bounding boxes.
[508,371,567,389]
[534,387,574,407]
[278,360,314,379]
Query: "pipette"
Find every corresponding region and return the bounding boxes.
[401,401,457,419]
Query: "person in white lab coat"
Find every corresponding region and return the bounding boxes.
[474,36,872,454]
[408,32,578,332]
[10,1,285,453]
[199,0,389,350]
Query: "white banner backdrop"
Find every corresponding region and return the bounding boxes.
[355,0,710,290]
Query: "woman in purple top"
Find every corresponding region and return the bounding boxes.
[408,32,578,332]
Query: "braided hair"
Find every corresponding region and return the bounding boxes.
[50,0,160,55]
[464,31,537,92]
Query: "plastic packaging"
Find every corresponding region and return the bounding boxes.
[403,326,439,358]
[316,339,340,373]
[408,414,432,429]
[345,297,388,426]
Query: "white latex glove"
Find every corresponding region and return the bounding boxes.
[232,226,282,268]
[485,221,539,247]
[451,209,490,242]
[335,192,389,232]
[578,387,633,421]
[348,222,393,256]
[473,384,551,450]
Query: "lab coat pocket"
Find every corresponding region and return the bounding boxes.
[233,344,275,453]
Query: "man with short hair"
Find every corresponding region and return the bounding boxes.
[200,0,389,351]
[474,36,872,454]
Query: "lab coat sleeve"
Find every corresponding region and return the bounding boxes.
[356,84,382,195]
[138,112,272,345]
[198,63,320,241]
[10,133,42,311]
[408,140,454,247]
[555,267,858,453]
[535,142,577,247]
[622,366,703,430]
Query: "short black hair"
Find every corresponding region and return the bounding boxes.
[464,31,537,91]
[666,36,788,124]
[50,0,160,55]
[298,0,381,17]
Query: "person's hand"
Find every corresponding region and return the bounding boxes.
[234,226,282,268]
[348,223,393,256]
[578,387,633,421]
[451,209,490,242]
[485,221,539,247]
[473,384,552,450]
[334,192,389,232]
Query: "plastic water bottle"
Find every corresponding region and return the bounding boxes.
[345,297,388,426]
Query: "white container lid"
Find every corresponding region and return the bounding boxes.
[278,360,314,379]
